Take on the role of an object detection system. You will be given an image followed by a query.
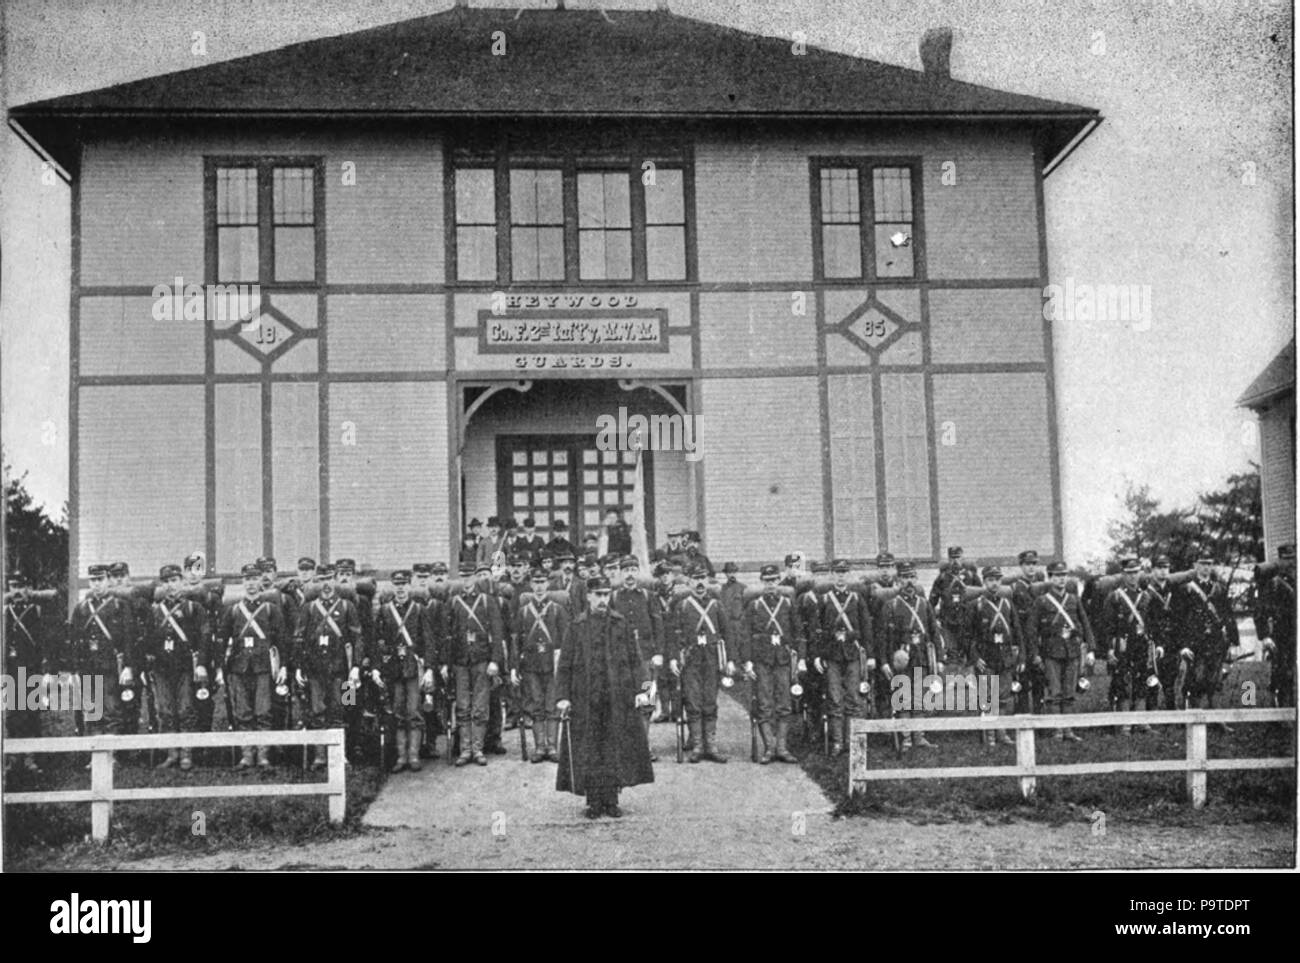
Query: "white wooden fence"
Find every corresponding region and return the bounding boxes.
[2,729,346,841]
[849,709,1295,808]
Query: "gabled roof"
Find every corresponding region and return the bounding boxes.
[1238,338,1296,409]
[10,5,1099,173]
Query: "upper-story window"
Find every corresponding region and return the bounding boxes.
[812,160,919,281]
[451,147,691,284]
[211,160,321,283]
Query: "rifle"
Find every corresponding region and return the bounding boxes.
[748,663,759,763]
[293,672,309,770]
[443,672,458,766]
[674,648,686,764]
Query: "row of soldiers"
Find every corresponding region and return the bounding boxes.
[4,541,1294,774]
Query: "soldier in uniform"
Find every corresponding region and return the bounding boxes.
[142,564,210,770]
[4,571,49,772]
[1103,557,1155,734]
[68,564,138,741]
[1259,544,1296,707]
[483,559,520,755]
[218,563,286,768]
[876,561,942,750]
[181,552,221,738]
[376,569,430,772]
[441,564,506,766]
[108,561,147,736]
[293,563,365,770]
[651,561,680,725]
[964,565,1020,746]
[1031,561,1094,741]
[1141,555,1180,709]
[651,529,687,567]
[414,562,448,758]
[256,557,297,734]
[865,552,900,720]
[515,568,569,762]
[815,560,872,755]
[668,564,733,763]
[1174,551,1239,716]
[610,556,665,761]
[930,546,979,670]
[741,564,806,763]
[1009,550,1047,714]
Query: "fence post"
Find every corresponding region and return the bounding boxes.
[848,719,868,797]
[1186,721,1207,809]
[327,734,346,825]
[90,748,113,842]
[1016,724,1036,801]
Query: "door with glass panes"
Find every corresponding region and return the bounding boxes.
[495,435,654,544]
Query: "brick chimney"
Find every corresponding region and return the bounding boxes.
[920,28,953,79]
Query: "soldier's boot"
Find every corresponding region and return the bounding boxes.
[913,720,937,749]
[179,748,193,771]
[531,720,547,763]
[238,745,255,769]
[997,729,1014,746]
[455,723,473,766]
[829,716,845,756]
[687,722,703,763]
[1117,697,1132,735]
[758,723,775,765]
[775,719,797,763]
[407,729,423,772]
[544,718,560,761]
[312,745,328,771]
[1063,728,1083,742]
[984,728,997,748]
[23,754,42,773]
[390,729,409,773]
[901,732,913,752]
[256,745,272,769]
[155,749,179,770]
[702,720,727,763]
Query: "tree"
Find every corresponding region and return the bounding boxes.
[3,458,69,594]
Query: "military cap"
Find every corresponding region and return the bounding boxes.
[316,563,336,578]
[555,552,576,564]
[583,532,600,544]
[522,516,537,528]
[159,564,183,580]
[1018,550,1039,565]
[619,556,640,569]
[1194,549,1215,564]
[487,516,501,528]
[413,563,432,576]
[474,561,493,575]
[507,552,528,566]
[896,561,917,578]
[109,561,130,577]
[430,562,449,576]
[458,562,475,577]
[831,558,850,573]
[810,560,830,574]
[947,546,964,559]
[255,556,276,572]
[652,562,670,577]
[183,552,205,569]
[686,563,709,578]
[240,563,261,577]
[552,519,568,531]
[722,561,739,574]
[685,530,701,541]
[981,565,1002,580]
[88,564,109,577]
[529,567,549,580]
[587,576,612,592]
[297,556,317,570]
[1279,544,1296,560]
[467,518,483,529]
[1152,554,1171,568]
[1046,561,1068,575]
[335,558,357,573]
[875,552,896,567]
[6,570,28,586]
[390,569,412,585]
[759,564,780,580]
[1121,557,1141,573]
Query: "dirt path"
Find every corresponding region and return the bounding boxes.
[105,696,1291,870]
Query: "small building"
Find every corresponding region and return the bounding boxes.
[9,3,1100,582]
[1238,338,1296,557]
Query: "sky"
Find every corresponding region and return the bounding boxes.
[1,0,1294,561]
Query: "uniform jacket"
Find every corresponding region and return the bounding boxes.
[293,594,364,676]
[554,607,654,795]
[1031,587,1094,661]
[741,591,806,666]
[719,579,746,630]
[929,565,979,628]
[1139,579,1177,646]
[142,596,211,673]
[5,595,47,673]
[1173,577,1238,660]
[817,586,871,662]
[1257,572,1295,649]
[876,589,943,668]
[375,597,430,680]
[442,589,506,666]
[68,593,137,674]
[668,592,732,666]
[218,594,286,674]
[512,592,570,674]
[517,534,546,564]
[1103,584,1151,658]
[610,585,665,662]
[964,590,1021,673]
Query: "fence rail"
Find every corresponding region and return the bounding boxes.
[848,708,1295,808]
[2,729,346,841]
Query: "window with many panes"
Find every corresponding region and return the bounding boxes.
[451,149,691,283]
[211,160,321,284]
[812,160,919,281]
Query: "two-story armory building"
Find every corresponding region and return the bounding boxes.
[10,3,1100,583]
